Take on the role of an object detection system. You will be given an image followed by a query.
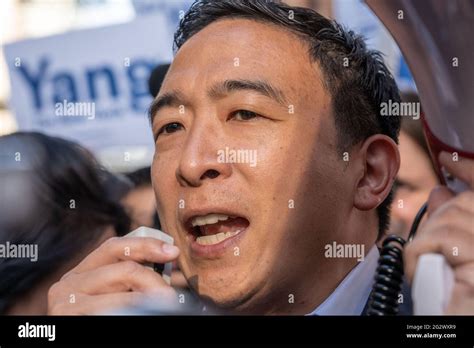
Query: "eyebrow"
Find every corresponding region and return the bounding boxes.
[148,91,187,125]
[148,79,288,124]
[209,79,288,106]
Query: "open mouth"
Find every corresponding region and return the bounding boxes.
[186,213,250,246]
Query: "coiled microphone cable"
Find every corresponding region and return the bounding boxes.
[366,202,428,315]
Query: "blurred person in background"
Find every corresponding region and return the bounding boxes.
[0,132,131,314]
[385,92,439,242]
[123,167,160,231]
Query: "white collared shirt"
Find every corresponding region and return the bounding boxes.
[308,245,379,315]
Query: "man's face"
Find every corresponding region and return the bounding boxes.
[151,19,354,313]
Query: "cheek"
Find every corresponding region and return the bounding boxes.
[251,120,342,239]
[151,152,179,214]
[231,125,292,190]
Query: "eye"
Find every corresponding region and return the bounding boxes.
[156,122,184,137]
[393,178,416,193]
[230,110,261,121]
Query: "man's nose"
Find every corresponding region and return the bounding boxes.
[175,119,232,187]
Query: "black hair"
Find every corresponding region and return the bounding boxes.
[173,0,401,237]
[0,132,131,313]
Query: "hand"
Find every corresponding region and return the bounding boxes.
[404,152,474,314]
[171,262,189,289]
[48,236,180,314]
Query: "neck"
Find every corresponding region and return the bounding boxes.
[262,222,377,315]
[232,245,375,315]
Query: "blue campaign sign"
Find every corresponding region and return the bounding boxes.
[3,13,173,162]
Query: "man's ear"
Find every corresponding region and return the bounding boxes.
[353,134,400,211]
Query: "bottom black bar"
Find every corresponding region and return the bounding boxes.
[0,315,472,345]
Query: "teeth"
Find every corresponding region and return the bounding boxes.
[191,213,230,227]
[196,230,241,245]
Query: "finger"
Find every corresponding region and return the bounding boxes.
[454,262,474,288]
[50,292,146,315]
[439,151,474,189]
[66,237,179,275]
[451,191,474,214]
[445,283,474,315]
[427,186,455,215]
[424,194,474,238]
[69,261,173,295]
[404,221,474,282]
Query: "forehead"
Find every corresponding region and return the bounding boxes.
[163,18,326,102]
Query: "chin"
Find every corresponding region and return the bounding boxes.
[188,268,262,312]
